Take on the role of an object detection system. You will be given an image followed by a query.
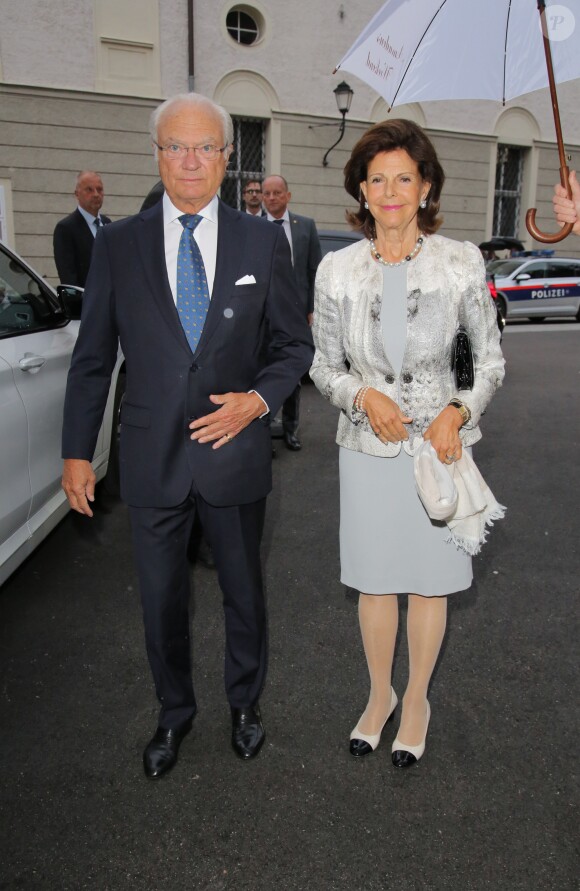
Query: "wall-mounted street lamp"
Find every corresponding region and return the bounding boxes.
[322,81,354,167]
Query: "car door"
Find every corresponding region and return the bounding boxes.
[543,261,580,317]
[0,246,76,536]
[0,350,31,568]
[508,261,549,318]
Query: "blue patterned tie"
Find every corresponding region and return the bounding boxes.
[176,214,210,352]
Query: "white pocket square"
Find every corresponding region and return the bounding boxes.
[235,274,256,285]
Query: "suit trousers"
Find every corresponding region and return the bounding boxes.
[129,482,267,730]
[282,382,301,434]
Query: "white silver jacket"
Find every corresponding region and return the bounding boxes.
[310,234,505,457]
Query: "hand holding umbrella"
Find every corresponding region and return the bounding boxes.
[553,169,580,235]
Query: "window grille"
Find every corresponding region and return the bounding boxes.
[222,117,265,210]
[493,145,524,238]
[226,9,259,45]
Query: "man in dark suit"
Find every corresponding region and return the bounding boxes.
[61,93,313,779]
[53,171,111,286]
[262,175,321,451]
[139,178,216,571]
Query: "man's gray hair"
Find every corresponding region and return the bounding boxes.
[75,171,102,187]
[149,93,234,149]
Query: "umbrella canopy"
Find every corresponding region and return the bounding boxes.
[479,237,525,252]
[335,0,578,243]
[335,0,580,106]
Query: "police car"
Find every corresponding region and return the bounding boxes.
[487,256,580,322]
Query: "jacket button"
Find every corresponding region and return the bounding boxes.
[402,372,413,383]
[385,374,395,384]
[190,363,198,372]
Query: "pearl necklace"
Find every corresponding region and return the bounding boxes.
[369,235,425,267]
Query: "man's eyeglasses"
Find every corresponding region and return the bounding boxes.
[154,142,229,161]
[243,188,262,195]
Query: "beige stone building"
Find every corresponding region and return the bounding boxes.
[1,0,579,280]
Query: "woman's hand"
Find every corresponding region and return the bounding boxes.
[364,388,412,443]
[424,406,463,464]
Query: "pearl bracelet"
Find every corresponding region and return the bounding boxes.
[354,386,369,413]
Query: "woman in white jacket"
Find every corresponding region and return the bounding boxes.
[310,120,504,768]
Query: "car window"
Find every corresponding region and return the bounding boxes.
[520,262,549,278]
[0,249,61,337]
[487,259,522,277]
[320,237,352,254]
[318,233,363,257]
[546,262,580,277]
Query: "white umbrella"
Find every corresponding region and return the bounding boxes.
[335,0,579,242]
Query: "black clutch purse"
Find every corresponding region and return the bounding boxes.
[452,326,474,390]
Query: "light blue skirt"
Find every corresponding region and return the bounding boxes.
[339,446,472,596]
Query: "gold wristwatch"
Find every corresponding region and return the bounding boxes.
[448,398,471,426]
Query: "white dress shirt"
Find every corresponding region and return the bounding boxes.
[265,210,293,264]
[162,192,269,415]
[163,192,218,302]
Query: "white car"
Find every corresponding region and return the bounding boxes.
[487,256,580,322]
[0,240,124,586]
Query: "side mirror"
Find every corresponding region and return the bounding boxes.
[57,284,84,320]
[515,273,531,282]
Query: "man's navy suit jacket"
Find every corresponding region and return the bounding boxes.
[53,208,112,287]
[288,212,322,316]
[62,200,314,509]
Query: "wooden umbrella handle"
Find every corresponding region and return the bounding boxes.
[526,210,574,244]
[525,2,574,243]
[526,165,574,243]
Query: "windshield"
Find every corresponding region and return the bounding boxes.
[486,259,523,279]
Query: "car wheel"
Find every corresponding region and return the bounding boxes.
[496,295,507,324]
[496,306,505,340]
[103,371,126,497]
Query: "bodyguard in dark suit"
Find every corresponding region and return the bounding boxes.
[262,175,321,450]
[61,94,313,779]
[53,171,111,286]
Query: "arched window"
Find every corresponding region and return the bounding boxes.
[222,117,266,209]
[492,108,540,239]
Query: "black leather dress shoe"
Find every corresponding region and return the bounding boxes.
[283,432,302,451]
[231,705,265,759]
[143,720,192,779]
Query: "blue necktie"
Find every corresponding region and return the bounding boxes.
[176,214,210,352]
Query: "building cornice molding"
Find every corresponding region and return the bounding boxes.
[0,82,161,107]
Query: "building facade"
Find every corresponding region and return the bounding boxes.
[1,0,579,280]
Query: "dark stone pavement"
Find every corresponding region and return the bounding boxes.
[0,327,578,890]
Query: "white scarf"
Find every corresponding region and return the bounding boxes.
[413,440,506,555]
